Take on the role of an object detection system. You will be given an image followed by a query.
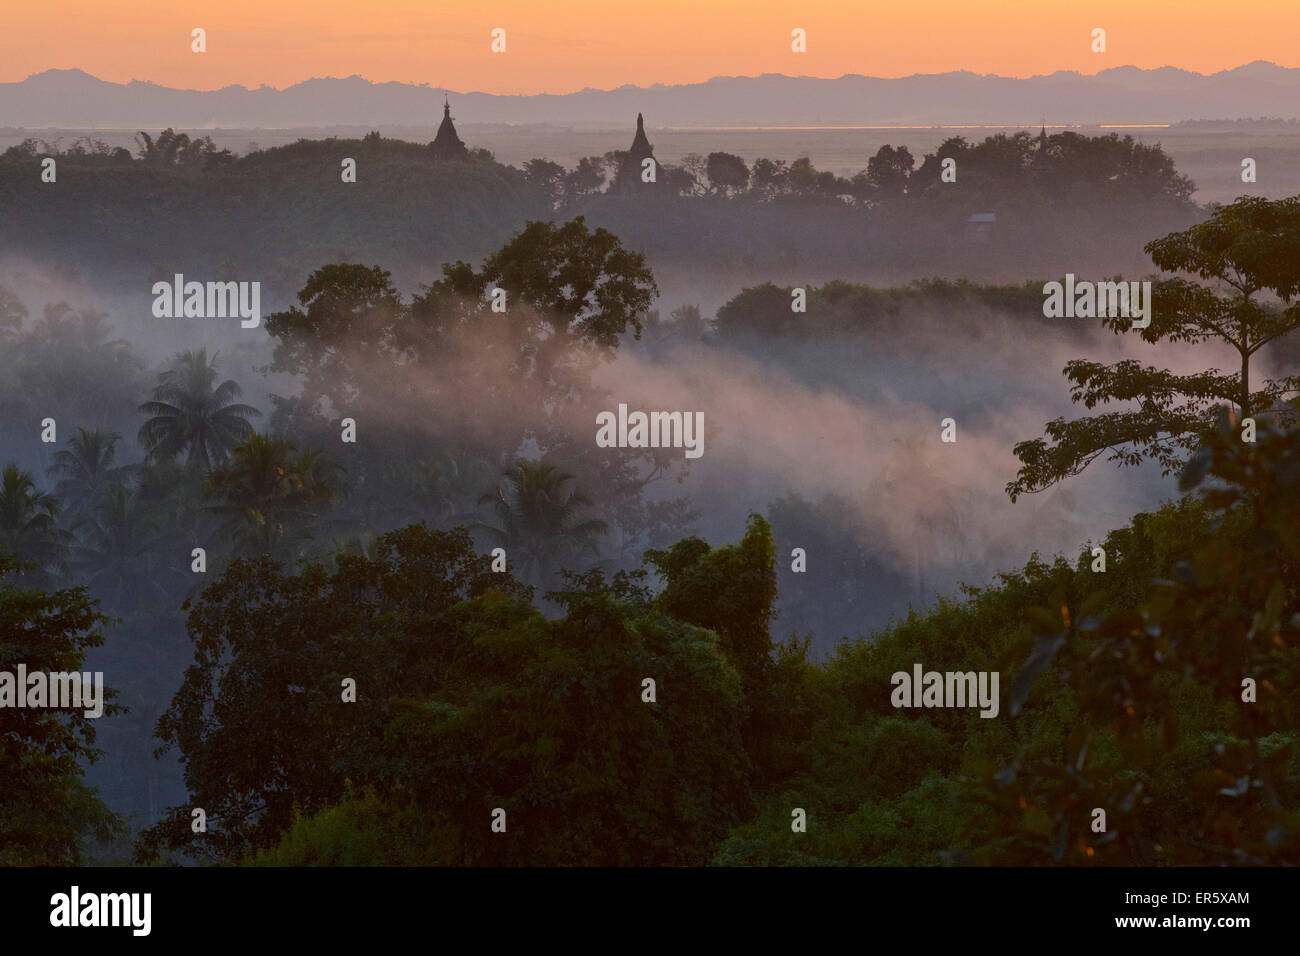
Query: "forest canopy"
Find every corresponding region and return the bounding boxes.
[1,187,1296,868]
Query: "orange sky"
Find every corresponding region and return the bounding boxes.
[3,0,1295,94]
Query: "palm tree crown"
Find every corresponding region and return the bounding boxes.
[47,426,127,513]
[0,463,71,581]
[204,432,344,558]
[476,460,607,586]
[138,348,260,473]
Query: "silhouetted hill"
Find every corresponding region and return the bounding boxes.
[4,63,1300,128]
[0,136,549,295]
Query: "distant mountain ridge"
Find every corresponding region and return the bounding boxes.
[2,63,1298,128]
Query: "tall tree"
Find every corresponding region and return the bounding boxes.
[866,144,914,199]
[47,426,127,514]
[678,153,708,195]
[981,407,1300,864]
[521,158,566,207]
[138,518,762,866]
[136,524,529,864]
[785,157,845,200]
[438,216,658,350]
[0,463,71,584]
[263,264,404,425]
[475,460,607,587]
[749,158,789,198]
[429,215,658,420]
[203,432,344,559]
[706,152,750,196]
[1008,196,1300,500]
[267,221,656,417]
[138,349,261,473]
[0,552,123,863]
[562,157,607,202]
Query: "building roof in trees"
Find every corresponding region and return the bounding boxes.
[629,112,654,161]
[431,96,469,159]
[612,112,658,193]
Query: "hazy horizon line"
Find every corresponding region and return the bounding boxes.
[8,59,1296,98]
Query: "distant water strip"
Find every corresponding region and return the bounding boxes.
[660,124,1172,131]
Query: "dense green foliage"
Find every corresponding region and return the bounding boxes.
[139,520,774,865]
[0,134,551,294]
[141,456,1299,865]
[0,128,1199,296]
[713,277,1081,341]
[1009,196,1300,499]
[0,553,123,863]
[2,176,1297,865]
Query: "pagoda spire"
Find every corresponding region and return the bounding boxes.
[613,111,657,193]
[431,93,469,159]
[629,112,652,155]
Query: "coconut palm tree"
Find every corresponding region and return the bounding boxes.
[138,349,261,473]
[70,484,172,610]
[476,460,607,587]
[47,426,129,514]
[203,432,344,559]
[0,463,71,583]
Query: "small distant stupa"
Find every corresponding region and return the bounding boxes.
[430,95,469,160]
[611,112,658,193]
